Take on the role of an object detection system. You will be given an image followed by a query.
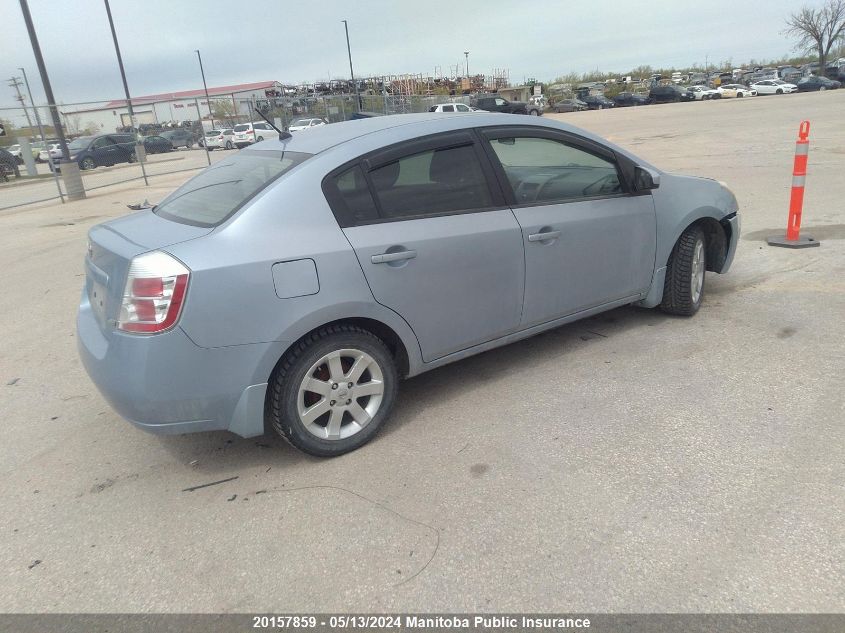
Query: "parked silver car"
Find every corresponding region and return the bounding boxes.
[78,113,740,456]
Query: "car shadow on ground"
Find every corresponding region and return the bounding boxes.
[149,303,674,473]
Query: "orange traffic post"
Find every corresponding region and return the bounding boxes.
[767,120,820,249]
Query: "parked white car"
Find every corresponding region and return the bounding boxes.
[428,103,474,113]
[232,122,277,148]
[717,84,757,98]
[203,129,235,150]
[687,85,720,100]
[288,118,328,132]
[749,79,798,95]
[38,143,62,162]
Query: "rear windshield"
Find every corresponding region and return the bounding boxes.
[206,130,220,136]
[233,124,249,132]
[153,149,312,227]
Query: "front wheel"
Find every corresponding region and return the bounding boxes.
[267,324,398,456]
[776,89,783,94]
[819,86,827,91]
[660,225,706,316]
[80,157,96,170]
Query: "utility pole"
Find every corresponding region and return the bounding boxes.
[195,50,214,129]
[20,67,64,203]
[7,76,34,129]
[342,20,361,112]
[464,51,470,77]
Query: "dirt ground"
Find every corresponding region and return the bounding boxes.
[1,91,843,612]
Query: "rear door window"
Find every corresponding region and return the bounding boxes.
[154,149,311,227]
[369,144,493,219]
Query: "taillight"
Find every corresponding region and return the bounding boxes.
[217,135,223,140]
[117,251,189,334]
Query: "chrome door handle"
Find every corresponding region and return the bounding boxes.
[371,250,417,264]
[528,230,561,242]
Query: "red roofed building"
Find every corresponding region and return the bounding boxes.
[60,81,282,134]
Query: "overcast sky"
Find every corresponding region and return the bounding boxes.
[1,0,807,113]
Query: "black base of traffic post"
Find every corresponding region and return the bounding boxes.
[766,235,820,249]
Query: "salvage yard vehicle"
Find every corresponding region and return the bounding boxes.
[551,98,588,112]
[57,133,138,171]
[142,135,174,154]
[796,76,841,91]
[232,122,277,148]
[78,113,740,456]
[749,79,797,94]
[580,94,615,109]
[0,147,21,181]
[717,84,757,98]
[473,96,532,114]
[649,84,695,103]
[202,129,235,150]
[687,85,720,100]
[160,129,193,149]
[429,103,473,113]
[288,118,328,131]
[612,92,650,106]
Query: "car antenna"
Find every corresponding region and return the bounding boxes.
[249,102,291,141]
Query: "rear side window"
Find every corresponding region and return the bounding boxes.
[369,144,492,219]
[487,136,622,203]
[325,165,379,226]
[154,149,311,227]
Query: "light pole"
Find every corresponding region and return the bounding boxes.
[195,50,214,129]
[342,20,361,112]
[464,51,470,77]
[103,0,148,185]
[18,0,85,199]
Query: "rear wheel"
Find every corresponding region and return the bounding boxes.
[225,140,233,150]
[660,225,706,317]
[267,324,398,457]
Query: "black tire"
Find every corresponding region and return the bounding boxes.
[660,225,706,317]
[128,152,137,163]
[737,92,743,98]
[267,324,399,457]
[256,136,265,142]
[80,157,96,170]
[776,89,783,94]
[225,141,233,150]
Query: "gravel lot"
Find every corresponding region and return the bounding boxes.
[1,92,843,613]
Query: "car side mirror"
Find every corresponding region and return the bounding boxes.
[635,166,660,191]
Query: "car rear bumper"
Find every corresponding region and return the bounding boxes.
[77,291,285,438]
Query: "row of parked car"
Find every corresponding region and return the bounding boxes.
[4,117,329,175]
[549,75,840,111]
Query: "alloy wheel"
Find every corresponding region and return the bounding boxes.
[297,348,385,440]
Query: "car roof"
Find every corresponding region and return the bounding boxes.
[252,112,656,168]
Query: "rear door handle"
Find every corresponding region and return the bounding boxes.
[371,250,417,264]
[528,230,561,242]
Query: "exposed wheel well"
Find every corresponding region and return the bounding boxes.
[670,217,729,273]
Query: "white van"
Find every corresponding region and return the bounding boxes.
[232,122,277,148]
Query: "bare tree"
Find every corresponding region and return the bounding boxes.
[785,0,845,72]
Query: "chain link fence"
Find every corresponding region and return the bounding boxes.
[0,92,476,211]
